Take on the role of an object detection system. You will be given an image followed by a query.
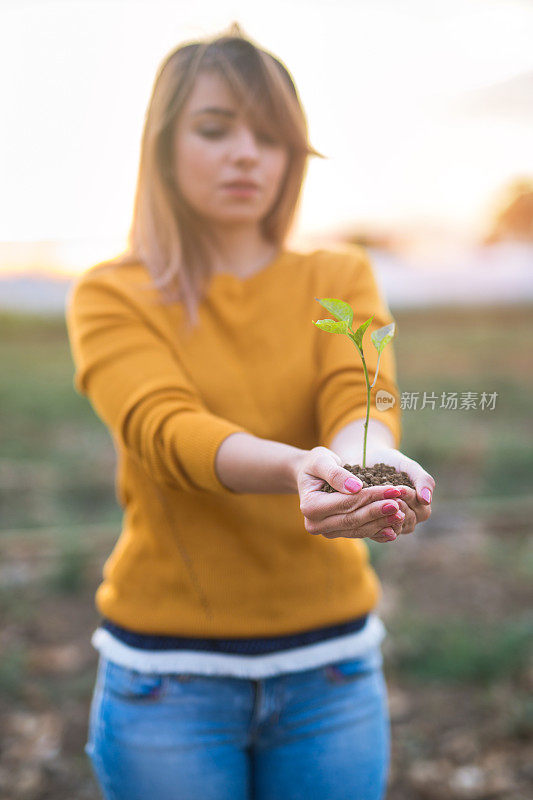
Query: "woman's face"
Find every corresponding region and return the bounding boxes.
[172,71,289,231]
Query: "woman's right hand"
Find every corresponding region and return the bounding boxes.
[295,447,406,544]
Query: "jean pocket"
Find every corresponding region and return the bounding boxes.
[323,650,382,685]
[105,659,168,701]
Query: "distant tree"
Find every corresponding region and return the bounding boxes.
[484,177,533,244]
[341,229,397,251]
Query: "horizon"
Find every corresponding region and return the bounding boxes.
[0,216,496,280]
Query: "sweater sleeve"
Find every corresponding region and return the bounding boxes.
[315,247,402,450]
[65,272,250,494]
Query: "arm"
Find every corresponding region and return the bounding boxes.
[65,273,251,495]
[214,432,308,494]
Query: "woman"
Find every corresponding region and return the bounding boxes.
[66,23,434,800]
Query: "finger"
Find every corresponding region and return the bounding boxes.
[319,497,402,531]
[371,527,399,544]
[383,486,408,500]
[396,486,417,507]
[309,500,405,537]
[319,517,404,540]
[309,450,366,496]
[363,516,404,541]
[325,476,408,502]
[394,499,417,534]
[303,485,404,523]
[411,466,435,505]
[387,453,435,507]
[396,496,431,527]
[397,487,431,514]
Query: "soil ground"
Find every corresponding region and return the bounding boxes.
[1,512,531,800]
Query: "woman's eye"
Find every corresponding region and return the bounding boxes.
[198,128,227,139]
[256,132,279,146]
[197,126,280,145]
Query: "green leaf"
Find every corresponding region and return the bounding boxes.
[371,322,395,353]
[351,316,374,350]
[314,318,350,334]
[315,298,353,327]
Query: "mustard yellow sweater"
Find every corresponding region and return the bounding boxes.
[66,246,401,637]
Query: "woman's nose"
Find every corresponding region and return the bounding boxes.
[231,125,260,162]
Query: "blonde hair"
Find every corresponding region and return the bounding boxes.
[106,22,323,330]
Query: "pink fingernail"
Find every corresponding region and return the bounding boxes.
[382,502,398,514]
[383,488,401,499]
[345,477,363,493]
[382,529,397,540]
[420,488,432,504]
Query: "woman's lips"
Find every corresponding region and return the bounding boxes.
[221,182,260,196]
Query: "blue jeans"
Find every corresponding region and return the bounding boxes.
[85,647,390,800]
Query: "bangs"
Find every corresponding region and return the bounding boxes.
[196,38,313,153]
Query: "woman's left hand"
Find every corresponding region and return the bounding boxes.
[363,445,435,535]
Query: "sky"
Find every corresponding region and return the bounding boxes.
[1,0,533,274]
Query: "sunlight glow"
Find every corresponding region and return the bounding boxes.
[1,0,532,275]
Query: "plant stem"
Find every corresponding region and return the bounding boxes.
[348,336,372,468]
[361,354,371,468]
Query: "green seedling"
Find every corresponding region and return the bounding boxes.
[314,298,395,468]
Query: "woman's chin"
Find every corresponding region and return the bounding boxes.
[202,213,267,229]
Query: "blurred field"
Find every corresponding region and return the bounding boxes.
[0,304,532,799]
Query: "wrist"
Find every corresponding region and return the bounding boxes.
[286,448,309,493]
[329,418,396,464]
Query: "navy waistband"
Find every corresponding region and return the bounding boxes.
[100,614,370,656]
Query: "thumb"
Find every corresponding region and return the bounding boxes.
[343,473,364,493]
[330,466,364,495]
[311,448,364,494]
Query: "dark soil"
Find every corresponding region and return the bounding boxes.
[322,462,416,492]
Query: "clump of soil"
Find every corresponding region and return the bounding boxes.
[321,462,416,492]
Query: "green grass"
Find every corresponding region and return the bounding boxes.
[0,311,120,530]
[481,436,533,497]
[393,305,532,501]
[0,585,35,624]
[388,613,533,686]
[38,667,98,707]
[0,304,531,532]
[44,538,91,595]
[0,642,28,700]
[500,692,533,740]
[482,536,533,580]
